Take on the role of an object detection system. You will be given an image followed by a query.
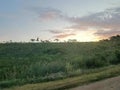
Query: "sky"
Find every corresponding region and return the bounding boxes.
[0,0,120,42]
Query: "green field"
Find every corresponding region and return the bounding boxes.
[0,35,120,89]
[3,64,120,90]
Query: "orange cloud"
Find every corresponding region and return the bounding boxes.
[54,33,75,38]
[66,7,120,38]
[40,11,61,20]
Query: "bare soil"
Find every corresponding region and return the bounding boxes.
[70,76,120,90]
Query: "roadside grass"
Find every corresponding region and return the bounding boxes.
[3,64,120,90]
[0,35,120,90]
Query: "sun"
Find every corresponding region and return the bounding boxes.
[63,30,100,42]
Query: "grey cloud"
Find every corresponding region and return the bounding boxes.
[30,6,120,38]
[48,29,74,35]
[67,7,120,36]
[54,33,76,38]
[69,7,120,28]
[49,30,64,34]
[95,29,120,36]
[30,7,65,20]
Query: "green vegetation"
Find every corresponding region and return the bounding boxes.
[3,64,120,90]
[0,35,120,89]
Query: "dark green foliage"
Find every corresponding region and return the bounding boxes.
[27,61,66,77]
[0,35,120,88]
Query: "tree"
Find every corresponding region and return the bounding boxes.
[54,39,59,42]
[30,39,35,42]
[110,35,120,41]
[68,39,77,42]
[36,37,39,42]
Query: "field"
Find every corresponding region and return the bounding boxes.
[0,35,120,89]
[2,64,120,90]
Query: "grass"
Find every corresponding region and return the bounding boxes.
[0,35,120,89]
[2,64,120,90]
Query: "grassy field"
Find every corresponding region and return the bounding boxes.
[0,35,120,89]
[3,64,120,90]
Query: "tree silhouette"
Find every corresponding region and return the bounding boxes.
[30,39,35,42]
[36,37,39,42]
[54,39,59,42]
[110,35,120,41]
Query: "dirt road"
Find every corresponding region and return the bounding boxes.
[70,76,120,90]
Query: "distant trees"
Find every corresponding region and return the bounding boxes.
[100,35,120,42]
[30,38,60,43]
[36,37,39,41]
[29,34,120,43]
[30,37,79,43]
[30,39,35,42]
[110,35,120,41]
[54,39,59,42]
[68,39,77,42]
[30,37,39,42]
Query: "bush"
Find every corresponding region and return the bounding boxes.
[26,61,66,78]
[110,50,120,64]
[83,55,107,68]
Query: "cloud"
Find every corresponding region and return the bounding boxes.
[49,30,64,34]
[30,6,120,39]
[48,29,74,34]
[69,7,120,27]
[30,7,65,21]
[95,29,120,37]
[54,33,75,38]
[67,7,120,37]
[48,29,76,39]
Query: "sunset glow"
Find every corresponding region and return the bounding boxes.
[0,0,120,42]
[58,29,100,42]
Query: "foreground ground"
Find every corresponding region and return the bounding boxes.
[70,76,120,90]
[2,64,120,90]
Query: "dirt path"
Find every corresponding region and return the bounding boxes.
[70,76,120,90]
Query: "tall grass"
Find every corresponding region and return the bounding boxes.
[0,35,120,88]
